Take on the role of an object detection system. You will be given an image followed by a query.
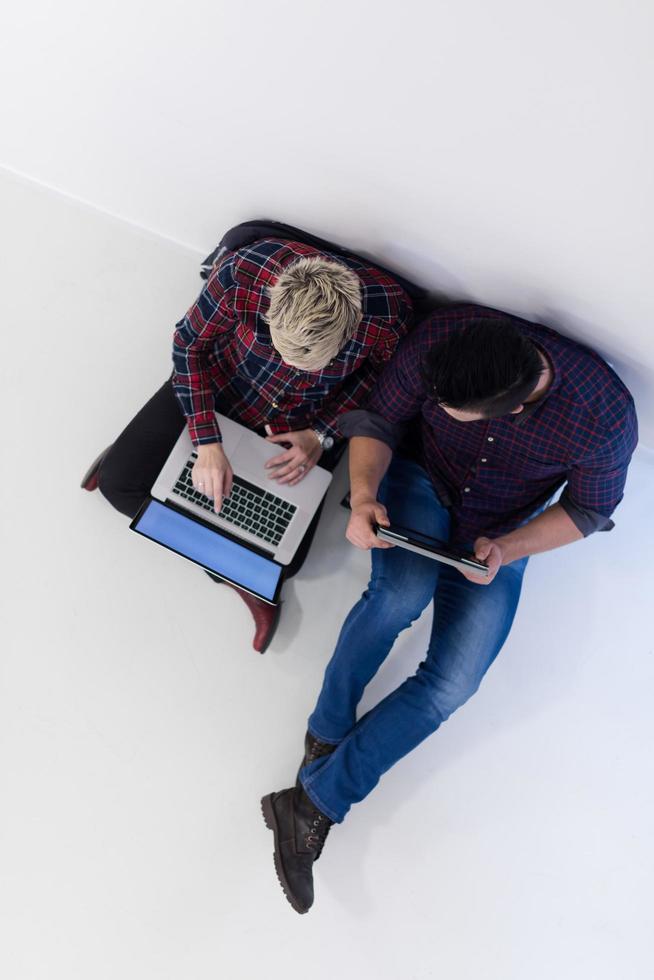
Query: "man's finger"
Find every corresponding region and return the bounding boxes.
[369,537,393,549]
[372,503,390,525]
[474,537,493,561]
[351,520,393,550]
[372,529,394,548]
[484,547,499,568]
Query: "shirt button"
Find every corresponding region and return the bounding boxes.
[481,457,487,463]
[487,436,494,442]
[271,401,278,408]
[464,487,471,493]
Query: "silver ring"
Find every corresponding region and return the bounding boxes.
[298,464,307,473]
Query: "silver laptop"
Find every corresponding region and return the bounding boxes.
[151,413,332,565]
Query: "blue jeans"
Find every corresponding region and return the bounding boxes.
[300,457,529,824]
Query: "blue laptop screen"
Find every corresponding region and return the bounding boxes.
[133,499,282,601]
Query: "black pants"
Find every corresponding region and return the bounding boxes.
[98,379,343,580]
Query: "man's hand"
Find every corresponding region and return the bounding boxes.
[346,499,395,550]
[192,443,234,514]
[458,536,504,585]
[264,428,323,485]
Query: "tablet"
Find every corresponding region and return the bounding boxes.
[130,498,284,603]
[375,523,489,577]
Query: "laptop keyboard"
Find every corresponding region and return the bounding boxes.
[170,453,297,548]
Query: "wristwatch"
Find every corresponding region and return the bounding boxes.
[313,430,335,452]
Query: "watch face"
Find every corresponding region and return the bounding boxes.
[323,436,334,451]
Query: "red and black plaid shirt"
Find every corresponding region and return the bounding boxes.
[347,305,638,546]
[172,238,412,445]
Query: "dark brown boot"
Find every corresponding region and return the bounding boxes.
[261,785,333,914]
[296,731,338,785]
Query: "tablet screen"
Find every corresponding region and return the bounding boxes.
[132,499,283,601]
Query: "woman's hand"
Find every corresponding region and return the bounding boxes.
[264,428,323,485]
[192,443,234,514]
[346,499,395,550]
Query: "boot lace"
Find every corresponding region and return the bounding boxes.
[305,811,332,856]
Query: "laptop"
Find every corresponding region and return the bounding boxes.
[129,413,332,600]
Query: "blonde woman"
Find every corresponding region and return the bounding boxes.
[88,236,413,650]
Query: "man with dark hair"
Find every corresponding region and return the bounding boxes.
[261,304,638,914]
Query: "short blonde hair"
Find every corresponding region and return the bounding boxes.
[266,256,363,371]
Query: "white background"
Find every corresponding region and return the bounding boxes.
[1,0,653,440]
[1,2,653,978]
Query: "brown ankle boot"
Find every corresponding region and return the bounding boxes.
[296,731,338,785]
[261,785,333,914]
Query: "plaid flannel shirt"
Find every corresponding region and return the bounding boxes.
[342,305,638,546]
[171,238,412,445]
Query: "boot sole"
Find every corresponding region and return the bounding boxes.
[260,794,309,915]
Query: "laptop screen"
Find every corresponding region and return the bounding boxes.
[131,499,283,602]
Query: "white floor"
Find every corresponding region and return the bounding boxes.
[1,169,653,980]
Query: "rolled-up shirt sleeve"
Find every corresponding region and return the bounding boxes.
[560,397,638,535]
[339,409,408,450]
[558,490,616,535]
[172,256,238,445]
